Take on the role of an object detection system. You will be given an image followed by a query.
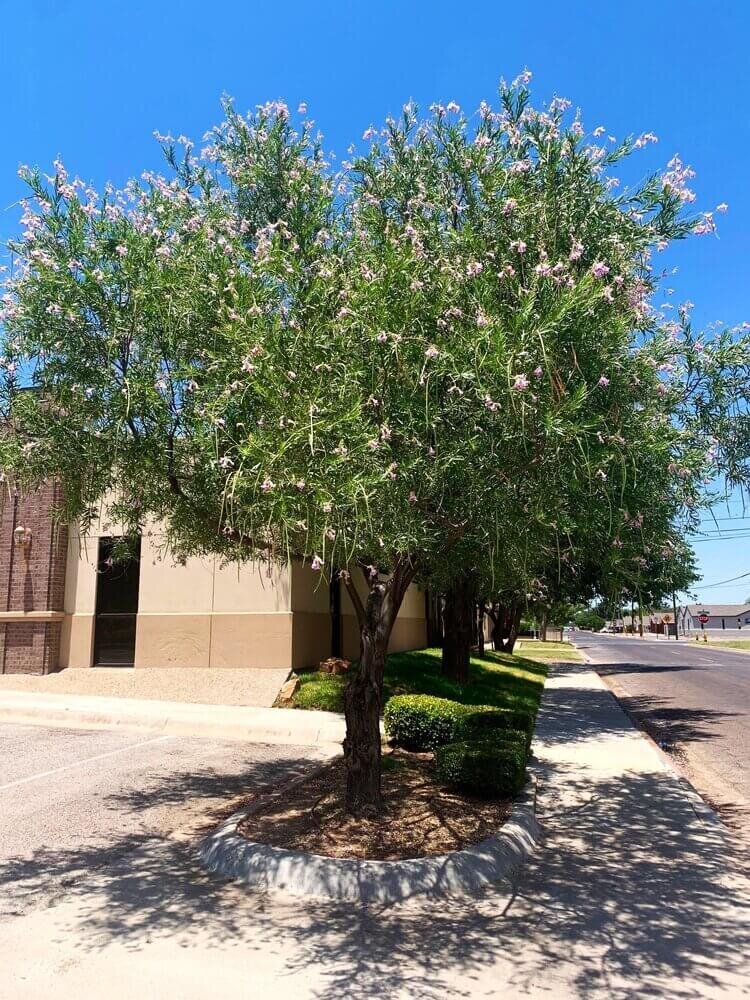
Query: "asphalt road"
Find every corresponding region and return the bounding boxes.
[571,631,750,831]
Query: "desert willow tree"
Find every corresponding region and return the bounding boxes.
[2,77,749,812]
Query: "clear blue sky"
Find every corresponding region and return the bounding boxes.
[2,0,749,603]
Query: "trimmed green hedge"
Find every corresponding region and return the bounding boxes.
[383,695,469,752]
[384,694,534,754]
[435,736,527,798]
[455,707,535,752]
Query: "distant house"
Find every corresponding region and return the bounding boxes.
[678,603,750,635]
[610,610,675,634]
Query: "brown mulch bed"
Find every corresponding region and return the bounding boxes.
[237,751,512,860]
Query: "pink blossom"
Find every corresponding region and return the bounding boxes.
[311,555,323,572]
[260,477,274,493]
[296,480,306,490]
[446,101,461,114]
[466,261,483,277]
[512,68,532,87]
[716,203,728,213]
[533,366,543,378]
[376,332,388,344]
[569,240,584,261]
[425,345,439,359]
[408,492,418,504]
[297,102,307,114]
[598,375,610,387]
[510,239,527,254]
[693,213,716,236]
[512,374,530,391]
[591,261,609,279]
[362,127,376,140]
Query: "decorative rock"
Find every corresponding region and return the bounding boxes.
[277,676,301,704]
[318,657,351,675]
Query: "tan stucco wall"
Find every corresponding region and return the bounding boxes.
[60,508,427,669]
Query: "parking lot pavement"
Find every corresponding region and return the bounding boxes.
[0,723,330,871]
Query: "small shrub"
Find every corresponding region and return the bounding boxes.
[384,695,471,751]
[435,737,527,798]
[455,708,535,753]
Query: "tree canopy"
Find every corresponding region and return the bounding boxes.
[2,74,749,810]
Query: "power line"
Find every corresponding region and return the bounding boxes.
[698,570,750,589]
[691,533,750,542]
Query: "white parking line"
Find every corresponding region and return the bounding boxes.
[0,734,172,791]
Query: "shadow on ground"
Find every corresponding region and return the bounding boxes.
[1,733,748,998]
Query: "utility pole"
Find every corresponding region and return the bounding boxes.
[672,587,679,641]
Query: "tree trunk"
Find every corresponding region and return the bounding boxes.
[476,604,485,656]
[499,603,522,654]
[486,603,502,650]
[341,561,414,815]
[343,583,389,815]
[539,608,548,642]
[442,575,474,683]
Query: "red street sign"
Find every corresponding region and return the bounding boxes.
[698,614,710,624]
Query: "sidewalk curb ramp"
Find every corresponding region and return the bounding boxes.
[0,690,345,749]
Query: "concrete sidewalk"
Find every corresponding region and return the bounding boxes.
[2,662,748,999]
[0,666,290,706]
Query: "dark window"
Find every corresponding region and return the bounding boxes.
[93,537,140,666]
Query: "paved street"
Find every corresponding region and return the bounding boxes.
[572,631,750,833]
[2,666,749,1000]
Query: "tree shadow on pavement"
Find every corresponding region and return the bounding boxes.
[596,661,700,676]
[1,749,748,998]
[613,694,738,747]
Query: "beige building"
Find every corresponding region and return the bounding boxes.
[55,514,426,674]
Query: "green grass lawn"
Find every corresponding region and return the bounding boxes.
[706,639,750,652]
[289,646,548,716]
[514,639,584,662]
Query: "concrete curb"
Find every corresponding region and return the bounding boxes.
[199,772,541,902]
[0,690,345,749]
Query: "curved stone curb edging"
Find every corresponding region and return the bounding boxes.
[199,774,541,903]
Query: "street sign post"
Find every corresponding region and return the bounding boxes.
[698,611,709,643]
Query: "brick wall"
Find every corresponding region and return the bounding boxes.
[0,481,68,674]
